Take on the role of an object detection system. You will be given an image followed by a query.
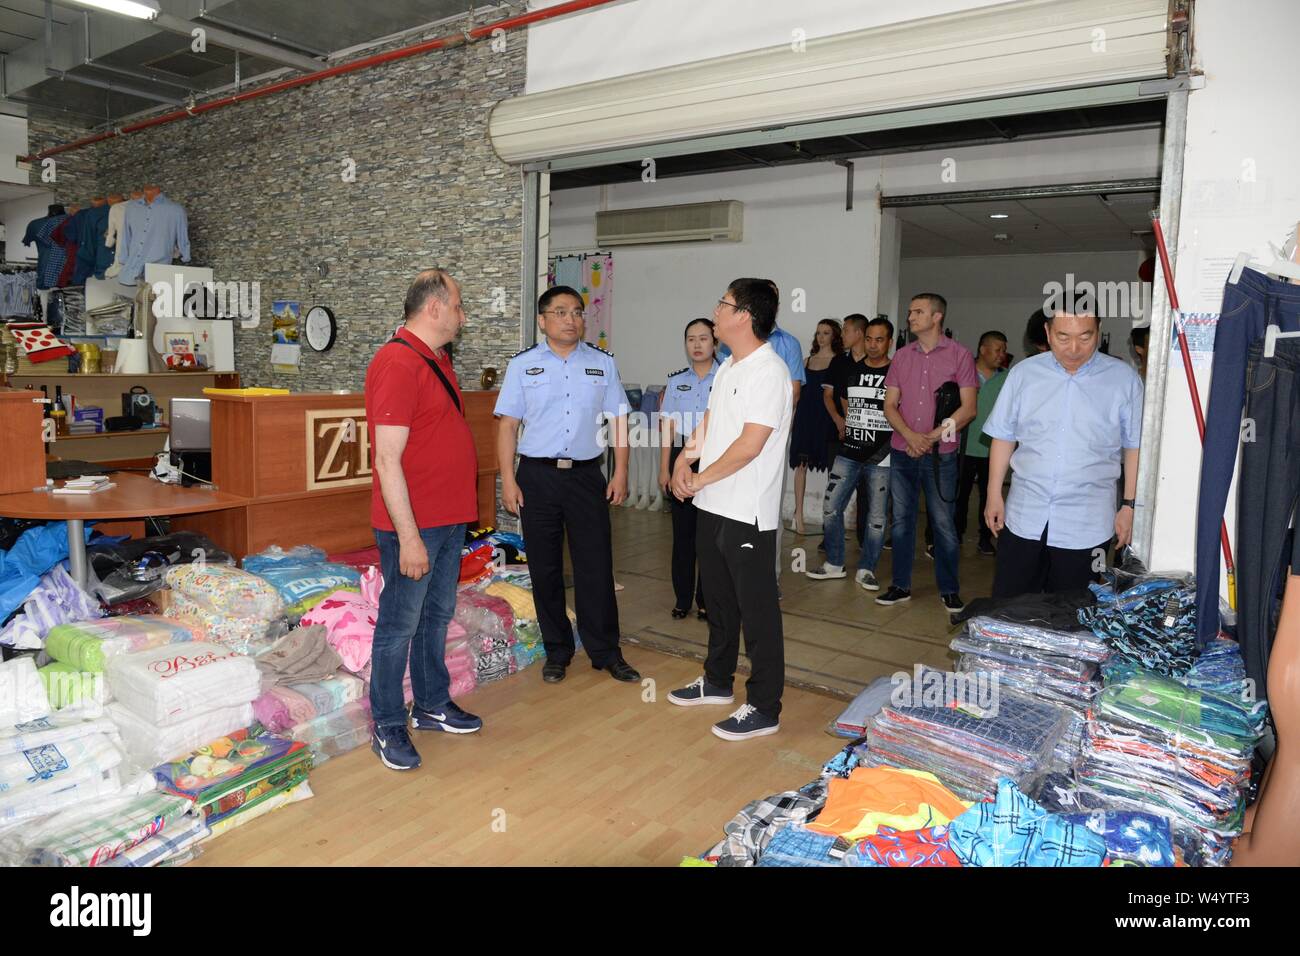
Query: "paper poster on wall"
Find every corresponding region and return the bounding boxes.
[271,300,301,373]
[1172,311,1218,370]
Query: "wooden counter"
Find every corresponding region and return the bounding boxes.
[0,387,47,495]
[171,389,499,559]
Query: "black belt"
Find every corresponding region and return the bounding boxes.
[520,455,603,470]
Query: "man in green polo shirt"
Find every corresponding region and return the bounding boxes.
[957,330,1009,555]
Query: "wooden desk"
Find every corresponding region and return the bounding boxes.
[171,389,500,560]
[0,472,247,588]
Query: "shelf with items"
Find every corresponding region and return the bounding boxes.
[54,427,170,441]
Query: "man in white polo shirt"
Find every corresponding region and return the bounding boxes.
[666,278,795,740]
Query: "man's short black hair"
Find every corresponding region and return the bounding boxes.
[867,315,894,340]
[404,269,453,319]
[843,313,869,336]
[1026,309,1050,351]
[685,317,715,338]
[726,278,778,340]
[910,293,947,321]
[1131,325,1150,347]
[978,330,1008,349]
[538,285,584,315]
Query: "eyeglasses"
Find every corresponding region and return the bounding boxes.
[716,299,744,313]
[543,309,585,320]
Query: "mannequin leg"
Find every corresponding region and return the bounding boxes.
[622,440,640,508]
[1231,572,1300,866]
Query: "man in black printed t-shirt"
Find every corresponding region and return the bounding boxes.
[807,314,894,591]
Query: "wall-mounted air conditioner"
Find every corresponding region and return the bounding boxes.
[596,200,743,246]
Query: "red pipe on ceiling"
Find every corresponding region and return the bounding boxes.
[21,0,621,162]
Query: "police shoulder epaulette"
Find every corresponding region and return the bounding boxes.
[588,343,615,358]
[668,366,689,378]
[509,344,539,359]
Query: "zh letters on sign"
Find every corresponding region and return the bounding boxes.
[306,408,372,490]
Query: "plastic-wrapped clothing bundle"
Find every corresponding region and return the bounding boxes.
[163,564,285,654]
[964,616,1110,663]
[0,728,124,825]
[1089,569,1193,608]
[99,808,208,867]
[455,590,515,635]
[241,545,362,616]
[154,728,311,826]
[45,615,194,672]
[0,770,156,865]
[289,700,372,765]
[0,655,52,726]
[830,676,895,738]
[866,675,1071,800]
[1078,579,1198,676]
[484,581,536,621]
[201,778,312,842]
[105,642,261,727]
[1102,636,1253,702]
[109,700,253,769]
[300,589,377,674]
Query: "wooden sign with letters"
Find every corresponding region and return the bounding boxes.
[305,408,372,490]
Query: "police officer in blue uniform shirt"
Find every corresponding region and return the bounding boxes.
[495,285,641,684]
[659,318,719,621]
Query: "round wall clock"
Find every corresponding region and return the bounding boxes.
[304,305,337,352]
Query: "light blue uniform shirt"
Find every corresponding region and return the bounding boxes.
[117,194,191,285]
[982,350,1144,549]
[494,338,626,460]
[718,325,805,384]
[660,360,719,445]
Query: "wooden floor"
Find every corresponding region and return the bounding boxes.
[194,648,842,867]
[197,504,992,866]
[609,501,995,698]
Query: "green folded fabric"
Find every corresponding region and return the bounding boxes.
[37,662,105,710]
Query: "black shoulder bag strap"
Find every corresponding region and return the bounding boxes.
[389,336,463,415]
[932,380,962,503]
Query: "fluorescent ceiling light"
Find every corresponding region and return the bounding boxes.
[64,0,161,20]
[989,213,1010,219]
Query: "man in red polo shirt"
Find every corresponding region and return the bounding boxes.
[364,268,480,771]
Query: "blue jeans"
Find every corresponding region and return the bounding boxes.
[822,456,888,570]
[370,524,465,731]
[889,449,959,594]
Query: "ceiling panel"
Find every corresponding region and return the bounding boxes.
[898,191,1159,257]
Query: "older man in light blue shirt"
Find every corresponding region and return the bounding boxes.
[983,312,1143,598]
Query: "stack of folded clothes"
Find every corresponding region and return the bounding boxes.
[241,545,361,617]
[162,565,285,654]
[1079,574,1198,675]
[0,708,127,826]
[45,615,196,673]
[105,642,261,769]
[952,616,1110,771]
[866,671,1071,801]
[1075,669,1267,866]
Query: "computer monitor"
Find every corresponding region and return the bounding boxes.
[170,398,211,452]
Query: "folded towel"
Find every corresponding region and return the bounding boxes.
[108,700,254,769]
[45,616,194,672]
[255,624,343,685]
[105,642,261,727]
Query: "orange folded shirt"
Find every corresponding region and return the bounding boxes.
[806,766,971,840]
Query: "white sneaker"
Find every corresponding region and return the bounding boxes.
[806,563,846,580]
[856,569,880,590]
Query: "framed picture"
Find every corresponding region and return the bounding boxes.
[162,330,200,370]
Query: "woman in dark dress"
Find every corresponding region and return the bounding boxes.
[788,318,842,535]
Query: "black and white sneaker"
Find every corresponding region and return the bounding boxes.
[712,704,780,741]
[875,586,912,606]
[668,676,735,707]
[856,569,880,591]
[941,593,966,614]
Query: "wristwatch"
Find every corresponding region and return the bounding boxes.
[1120,498,1136,509]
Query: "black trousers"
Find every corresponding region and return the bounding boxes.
[516,457,621,668]
[668,446,705,612]
[955,455,993,543]
[992,524,1105,599]
[696,509,784,718]
[1237,338,1300,701]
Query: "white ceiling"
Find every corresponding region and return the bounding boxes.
[896,190,1158,257]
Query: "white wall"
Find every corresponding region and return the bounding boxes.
[1146,0,1300,578]
[551,162,883,388]
[897,251,1149,358]
[0,116,28,186]
[528,0,1013,94]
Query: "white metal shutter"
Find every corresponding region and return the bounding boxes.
[490,0,1170,165]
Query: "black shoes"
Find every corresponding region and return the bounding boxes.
[671,607,689,620]
[604,657,641,682]
[542,661,568,683]
[697,608,708,621]
[875,585,912,606]
[941,593,966,614]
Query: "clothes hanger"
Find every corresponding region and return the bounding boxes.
[1228,221,1300,284]
[1261,222,1300,357]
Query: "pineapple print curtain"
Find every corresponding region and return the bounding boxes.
[548,253,614,350]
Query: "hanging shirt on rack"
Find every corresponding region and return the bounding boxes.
[71,205,112,281]
[103,200,134,279]
[20,214,70,290]
[116,194,191,285]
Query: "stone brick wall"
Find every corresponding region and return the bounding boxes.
[28,15,526,392]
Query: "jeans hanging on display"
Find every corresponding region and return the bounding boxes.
[1195,268,1300,647]
[1235,337,1300,703]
